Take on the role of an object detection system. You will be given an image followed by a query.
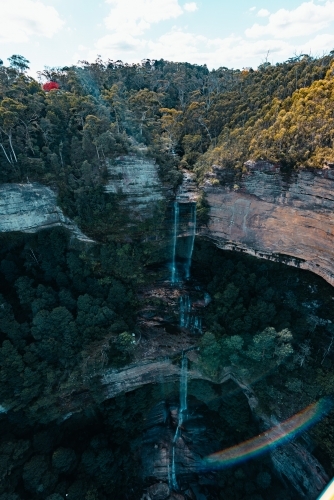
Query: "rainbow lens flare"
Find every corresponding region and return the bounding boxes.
[202,397,332,470]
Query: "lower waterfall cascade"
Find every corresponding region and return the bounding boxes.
[170,354,188,491]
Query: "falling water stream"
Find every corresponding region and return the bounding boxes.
[185,203,197,280]
[169,201,198,488]
[179,295,202,334]
[170,201,197,283]
[171,201,179,284]
[171,354,188,491]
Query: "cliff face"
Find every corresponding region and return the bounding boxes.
[98,359,327,500]
[105,154,167,216]
[2,161,334,288]
[202,163,334,286]
[0,183,93,242]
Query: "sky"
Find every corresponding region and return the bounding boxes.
[1,0,334,78]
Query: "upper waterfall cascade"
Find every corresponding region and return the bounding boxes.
[171,201,180,284]
[170,201,197,283]
[185,203,197,280]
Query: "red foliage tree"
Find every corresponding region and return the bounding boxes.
[42,81,60,92]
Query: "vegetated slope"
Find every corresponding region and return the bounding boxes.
[1,53,334,240]
[196,60,334,178]
[0,227,153,421]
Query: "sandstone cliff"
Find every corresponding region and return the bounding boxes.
[2,159,334,290]
[105,154,167,216]
[202,163,334,286]
[0,183,93,242]
[97,357,328,500]
[0,154,166,240]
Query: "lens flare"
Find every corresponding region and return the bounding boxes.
[318,478,334,500]
[202,397,332,470]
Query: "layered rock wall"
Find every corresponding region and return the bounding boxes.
[106,154,167,216]
[202,165,334,286]
[99,358,327,500]
[2,161,334,288]
[0,183,92,242]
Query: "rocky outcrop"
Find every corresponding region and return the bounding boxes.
[202,164,334,286]
[101,358,204,401]
[176,171,199,204]
[0,183,93,242]
[3,161,334,290]
[270,441,328,499]
[141,401,215,499]
[98,357,327,500]
[106,154,167,216]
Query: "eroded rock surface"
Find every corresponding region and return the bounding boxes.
[101,359,204,401]
[202,164,334,286]
[270,441,328,499]
[98,357,327,500]
[0,183,92,242]
[106,154,166,216]
[176,171,199,204]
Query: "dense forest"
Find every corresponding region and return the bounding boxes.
[1,231,334,499]
[1,52,334,499]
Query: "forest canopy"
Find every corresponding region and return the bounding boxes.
[1,53,334,232]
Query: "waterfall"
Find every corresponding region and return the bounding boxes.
[179,295,191,328]
[185,203,197,280]
[179,355,188,413]
[171,354,188,491]
[204,292,211,306]
[179,295,202,334]
[171,201,197,283]
[171,201,179,284]
[192,316,202,334]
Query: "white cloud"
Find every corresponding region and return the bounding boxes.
[0,0,64,43]
[86,0,334,70]
[184,2,198,12]
[257,8,270,17]
[298,32,334,55]
[148,30,202,61]
[246,1,334,39]
[104,0,183,36]
[90,33,147,60]
[146,29,292,68]
[250,6,257,11]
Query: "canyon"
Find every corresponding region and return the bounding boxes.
[1,157,334,288]
[1,156,334,499]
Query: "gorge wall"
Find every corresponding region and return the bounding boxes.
[99,357,328,500]
[1,158,334,287]
[201,162,334,287]
[0,183,93,242]
[105,154,167,217]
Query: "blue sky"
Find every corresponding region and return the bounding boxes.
[1,0,334,77]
